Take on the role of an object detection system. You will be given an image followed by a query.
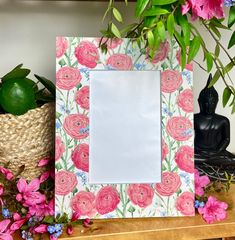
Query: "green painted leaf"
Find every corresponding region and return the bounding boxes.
[128,206,136,213]
[111,23,122,38]
[113,8,123,23]
[167,14,175,38]
[228,31,235,49]
[143,6,169,16]
[223,87,232,108]
[228,6,235,28]
[205,52,213,72]
[187,36,200,63]
[135,0,150,17]
[157,21,166,41]
[152,0,178,5]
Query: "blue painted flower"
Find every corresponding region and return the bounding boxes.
[55,224,62,232]
[47,225,56,234]
[224,0,235,6]
[56,119,61,129]
[194,200,200,208]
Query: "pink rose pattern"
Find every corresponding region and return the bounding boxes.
[56,37,68,58]
[56,38,194,218]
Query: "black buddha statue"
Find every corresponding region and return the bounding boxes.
[194,74,235,180]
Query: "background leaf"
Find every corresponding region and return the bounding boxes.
[135,0,150,17]
[152,0,178,5]
[223,87,232,107]
[228,6,235,28]
[111,23,122,38]
[157,21,166,41]
[228,31,235,49]
[34,74,55,97]
[113,8,123,23]
[187,36,200,63]
[167,14,175,38]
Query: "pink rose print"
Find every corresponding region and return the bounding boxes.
[75,41,99,68]
[162,139,169,161]
[176,192,195,216]
[195,169,210,196]
[161,70,183,93]
[155,172,181,196]
[175,145,194,173]
[106,54,133,70]
[56,37,68,58]
[71,144,89,172]
[166,116,193,141]
[56,67,82,90]
[55,171,78,196]
[127,184,154,208]
[75,86,89,110]
[177,89,194,113]
[147,41,170,64]
[176,50,193,71]
[63,114,89,140]
[96,38,123,49]
[95,186,120,215]
[55,136,65,161]
[71,191,96,217]
[198,196,228,224]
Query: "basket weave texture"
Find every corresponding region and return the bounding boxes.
[0,102,55,180]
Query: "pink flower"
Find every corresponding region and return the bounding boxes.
[161,70,183,93]
[176,192,195,216]
[12,213,21,221]
[55,171,77,196]
[39,170,50,183]
[71,144,89,172]
[67,225,73,235]
[127,184,154,208]
[166,116,193,141]
[75,41,99,68]
[195,169,210,196]
[198,196,228,223]
[29,199,54,217]
[63,114,89,140]
[96,38,123,49]
[0,220,12,240]
[16,178,46,206]
[71,212,80,221]
[56,37,68,58]
[56,67,82,90]
[55,136,65,161]
[71,191,96,217]
[10,218,28,232]
[155,172,181,196]
[0,166,14,180]
[75,86,90,110]
[95,186,120,214]
[34,224,48,233]
[106,54,133,70]
[176,50,193,71]
[38,158,50,167]
[162,139,169,161]
[182,0,224,20]
[177,89,194,113]
[147,41,170,64]
[175,145,194,173]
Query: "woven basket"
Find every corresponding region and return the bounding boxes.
[0,102,55,180]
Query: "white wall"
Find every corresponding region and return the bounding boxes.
[0,0,234,152]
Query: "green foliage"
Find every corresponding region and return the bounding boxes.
[101,0,235,113]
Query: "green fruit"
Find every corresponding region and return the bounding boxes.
[0,78,37,115]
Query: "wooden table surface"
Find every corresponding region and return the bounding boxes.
[60,184,235,240]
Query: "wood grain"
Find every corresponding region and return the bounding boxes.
[60,184,235,240]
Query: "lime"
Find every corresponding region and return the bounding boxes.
[0,78,37,115]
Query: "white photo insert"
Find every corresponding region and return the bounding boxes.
[89,70,162,184]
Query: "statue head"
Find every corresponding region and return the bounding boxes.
[198,74,219,115]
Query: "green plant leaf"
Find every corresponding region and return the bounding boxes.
[178,14,190,46]
[228,6,235,28]
[209,24,221,39]
[157,21,166,41]
[228,31,235,49]
[111,23,121,38]
[223,87,232,108]
[187,36,200,63]
[135,0,150,17]
[205,52,213,72]
[208,70,221,88]
[215,43,220,57]
[34,74,55,98]
[2,64,30,82]
[147,30,155,47]
[210,18,230,30]
[35,89,54,102]
[167,13,175,38]
[113,7,123,23]
[143,6,169,16]
[152,0,178,5]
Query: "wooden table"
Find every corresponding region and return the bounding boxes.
[60,184,235,240]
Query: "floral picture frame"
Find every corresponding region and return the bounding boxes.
[55,37,194,219]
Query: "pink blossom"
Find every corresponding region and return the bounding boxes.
[67,225,73,235]
[29,199,54,217]
[177,89,194,113]
[176,192,195,216]
[75,86,90,110]
[71,144,89,172]
[195,169,210,196]
[83,218,92,228]
[16,178,46,206]
[161,70,183,93]
[0,219,12,240]
[12,213,21,221]
[38,158,50,167]
[39,171,50,183]
[0,185,4,205]
[71,212,80,221]
[182,0,224,20]
[34,224,48,233]
[9,218,28,233]
[0,167,14,180]
[198,196,228,224]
